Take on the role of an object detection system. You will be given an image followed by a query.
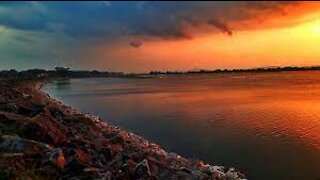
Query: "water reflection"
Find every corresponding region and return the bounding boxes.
[43,71,320,180]
[54,79,71,90]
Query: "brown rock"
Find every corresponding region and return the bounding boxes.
[63,159,89,174]
[20,112,68,145]
[0,135,52,154]
[74,148,91,164]
[17,105,44,118]
[41,148,66,169]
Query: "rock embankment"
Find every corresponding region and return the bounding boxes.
[0,79,246,179]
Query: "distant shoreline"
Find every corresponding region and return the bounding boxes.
[1,65,320,80]
[146,66,320,76]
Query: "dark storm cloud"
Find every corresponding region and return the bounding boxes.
[207,19,233,36]
[0,1,308,71]
[242,1,299,11]
[0,1,299,41]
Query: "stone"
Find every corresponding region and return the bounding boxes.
[83,167,104,173]
[73,148,91,164]
[17,105,44,118]
[0,96,6,104]
[133,159,151,179]
[0,103,18,113]
[41,148,66,169]
[100,147,114,160]
[19,113,67,145]
[99,171,113,180]
[63,159,88,174]
[0,135,52,154]
[49,108,64,121]
[225,167,244,180]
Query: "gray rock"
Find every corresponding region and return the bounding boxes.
[0,135,52,154]
[99,171,113,180]
[133,159,151,179]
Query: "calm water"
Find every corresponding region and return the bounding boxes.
[43,71,320,180]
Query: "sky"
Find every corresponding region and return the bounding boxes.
[1,1,320,73]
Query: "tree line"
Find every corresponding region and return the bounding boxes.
[0,67,124,79]
[2,65,320,80]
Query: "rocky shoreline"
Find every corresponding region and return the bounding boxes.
[0,79,246,179]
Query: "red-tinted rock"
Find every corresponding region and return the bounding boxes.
[0,135,52,154]
[73,148,91,164]
[133,159,151,179]
[41,148,66,169]
[20,112,68,145]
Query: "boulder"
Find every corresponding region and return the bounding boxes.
[0,103,18,114]
[49,108,64,121]
[17,105,44,118]
[225,167,244,180]
[99,171,113,180]
[62,159,89,175]
[99,147,114,161]
[133,159,151,179]
[73,148,91,164]
[20,113,68,145]
[0,135,52,154]
[41,148,66,169]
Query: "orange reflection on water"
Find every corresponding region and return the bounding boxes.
[44,71,320,179]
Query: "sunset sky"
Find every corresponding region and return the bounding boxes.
[1,1,320,72]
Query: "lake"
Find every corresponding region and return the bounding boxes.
[42,71,320,180]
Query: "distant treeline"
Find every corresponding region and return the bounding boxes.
[0,67,124,80]
[2,66,320,80]
[149,66,320,75]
